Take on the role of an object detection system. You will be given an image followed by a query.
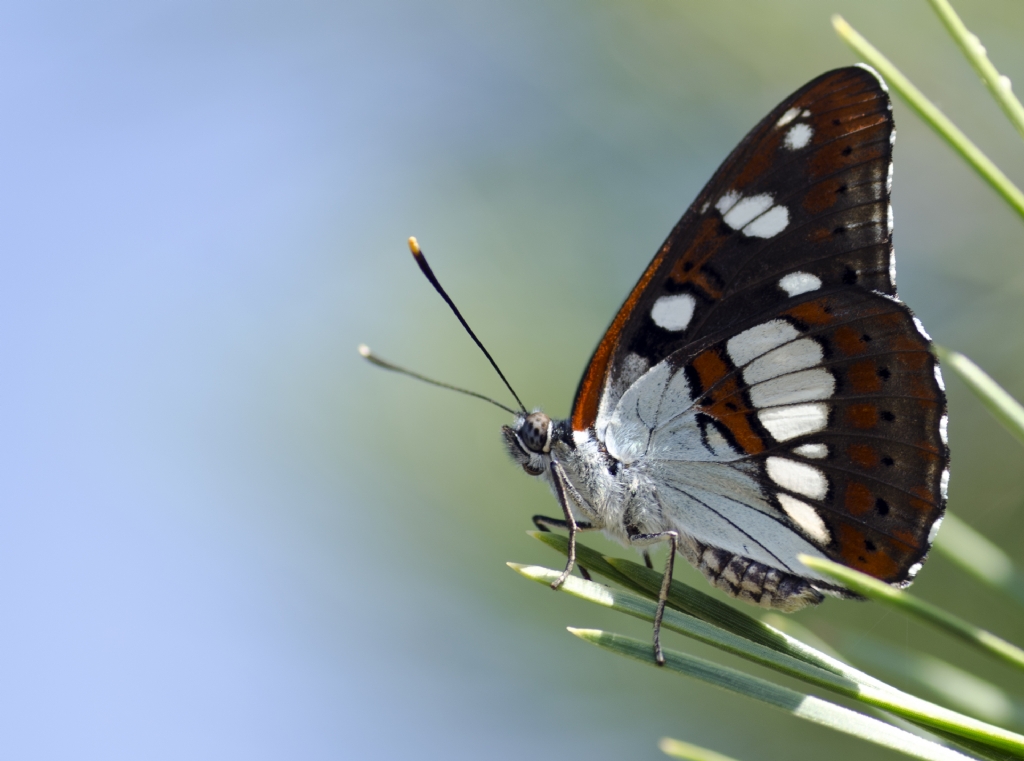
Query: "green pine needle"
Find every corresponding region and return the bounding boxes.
[832,14,1024,222]
[659,738,744,761]
[925,0,1024,140]
[798,554,1024,672]
[936,346,1024,448]
[511,560,1024,755]
[571,627,975,761]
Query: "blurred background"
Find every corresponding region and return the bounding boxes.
[3,1,1024,759]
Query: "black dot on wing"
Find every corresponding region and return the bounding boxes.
[878,367,891,380]
[832,118,841,126]
[875,498,890,515]
[865,539,877,552]
[700,263,726,290]
[837,184,848,194]
[834,226,847,236]
[842,266,857,284]
[725,402,737,411]
[842,145,853,156]
[682,261,693,272]
[861,333,872,343]
[881,456,894,467]
[881,411,895,422]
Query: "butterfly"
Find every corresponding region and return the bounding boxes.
[364,66,949,665]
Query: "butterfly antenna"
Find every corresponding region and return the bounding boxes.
[358,345,518,416]
[407,237,527,413]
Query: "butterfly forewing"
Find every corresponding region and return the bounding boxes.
[573,67,897,433]
[572,66,947,587]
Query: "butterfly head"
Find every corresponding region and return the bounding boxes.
[503,411,552,476]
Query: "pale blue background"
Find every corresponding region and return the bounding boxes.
[3,2,1024,759]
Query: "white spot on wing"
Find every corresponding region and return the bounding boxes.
[758,403,828,441]
[801,109,811,118]
[776,493,830,544]
[650,293,696,331]
[722,193,774,230]
[793,443,828,459]
[887,203,894,234]
[743,204,789,238]
[907,562,924,578]
[766,457,828,499]
[700,201,710,214]
[749,368,835,408]
[888,250,897,288]
[886,161,893,192]
[778,271,821,297]
[715,190,741,216]
[934,365,945,391]
[726,320,800,368]
[784,123,813,150]
[912,317,932,341]
[927,515,944,544]
[717,191,789,239]
[939,414,949,445]
[776,107,800,128]
[623,352,649,377]
[940,468,950,500]
[744,338,823,385]
[856,62,889,92]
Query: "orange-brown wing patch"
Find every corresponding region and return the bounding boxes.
[847,443,879,468]
[572,246,668,431]
[690,348,766,455]
[666,217,726,300]
[843,481,875,517]
[845,403,879,429]
[835,523,903,581]
[786,299,836,328]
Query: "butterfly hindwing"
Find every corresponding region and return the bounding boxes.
[678,288,944,583]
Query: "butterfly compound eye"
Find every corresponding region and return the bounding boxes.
[519,412,552,454]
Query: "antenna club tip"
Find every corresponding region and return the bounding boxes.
[358,344,372,358]
[407,236,421,256]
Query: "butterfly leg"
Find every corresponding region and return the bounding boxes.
[547,461,601,588]
[533,514,595,580]
[532,515,594,532]
[626,529,678,666]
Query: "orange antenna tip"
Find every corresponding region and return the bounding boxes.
[408,236,421,256]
